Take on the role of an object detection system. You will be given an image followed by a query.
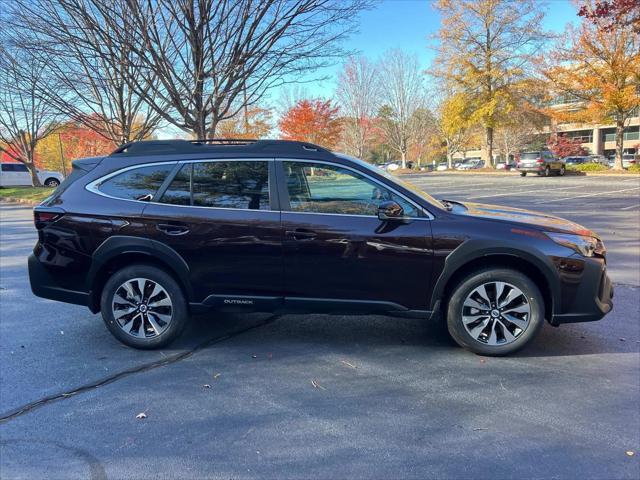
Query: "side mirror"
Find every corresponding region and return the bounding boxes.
[378,200,404,221]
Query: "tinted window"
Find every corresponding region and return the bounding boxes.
[160,164,191,206]
[520,153,540,160]
[160,161,269,210]
[1,164,26,172]
[284,161,419,217]
[192,161,269,210]
[98,164,174,201]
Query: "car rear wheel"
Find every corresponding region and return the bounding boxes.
[559,165,566,176]
[520,172,526,177]
[100,265,188,349]
[544,166,551,177]
[44,178,60,187]
[446,268,544,356]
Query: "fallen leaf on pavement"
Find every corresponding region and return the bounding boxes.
[203,384,211,389]
[626,450,634,457]
[311,380,326,390]
[341,360,357,369]
[213,373,221,379]
[136,412,147,419]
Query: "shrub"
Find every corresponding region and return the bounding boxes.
[570,162,608,172]
[627,163,640,173]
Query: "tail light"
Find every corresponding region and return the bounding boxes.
[34,209,63,229]
[535,158,544,164]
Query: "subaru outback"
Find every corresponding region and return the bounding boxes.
[29,140,613,355]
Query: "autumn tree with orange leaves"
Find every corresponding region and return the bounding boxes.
[279,99,341,149]
[542,1,640,170]
[431,0,548,168]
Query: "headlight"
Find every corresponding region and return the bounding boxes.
[545,232,604,257]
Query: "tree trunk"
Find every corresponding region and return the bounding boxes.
[400,151,406,169]
[26,162,42,187]
[486,126,495,168]
[613,119,625,171]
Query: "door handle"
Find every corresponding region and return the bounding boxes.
[285,229,317,240]
[157,223,190,235]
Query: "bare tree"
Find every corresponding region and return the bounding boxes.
[9,0,163,146]
[377,50,425,168]
[97,0,372,139]
[0,47,59,186]
[336,56,379,159]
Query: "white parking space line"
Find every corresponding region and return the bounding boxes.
[534,186,640,204]
[620,203,640,210]
[466,184,586,200]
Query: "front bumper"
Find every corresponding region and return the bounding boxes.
[550,258,613,325]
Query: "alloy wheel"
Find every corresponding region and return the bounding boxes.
[112,277,173,339]
[461,281,531,346]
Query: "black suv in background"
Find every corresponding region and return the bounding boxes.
[29,140,613,355]
[517,151,566,177]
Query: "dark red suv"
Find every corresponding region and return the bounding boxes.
[29,140,613,355]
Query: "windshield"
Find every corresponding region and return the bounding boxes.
[335,153,443,210]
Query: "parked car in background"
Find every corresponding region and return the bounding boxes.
[436,162,449,171]
[496,160,516,170]
[0,163,64,187]
[588,155,607,165]
[384,162,400,172]
[457,159,485,171]
[607,154,638,169]
[563,156,590,166]
[28,139,613,355]
[516,151,565,177]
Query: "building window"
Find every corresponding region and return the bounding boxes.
[603,126,639,142]
[563,130,593,143]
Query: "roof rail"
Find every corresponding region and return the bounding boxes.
[109,139,332,156]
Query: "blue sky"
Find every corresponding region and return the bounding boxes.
[294,0,580,100]
[161,0,580,138]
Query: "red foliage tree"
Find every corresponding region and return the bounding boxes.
[279,99,342,149]
[578,0,640,33]
[546,134,589,158]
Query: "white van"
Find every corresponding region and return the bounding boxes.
[0,163,64,187]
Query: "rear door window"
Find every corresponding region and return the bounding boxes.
[159,161,270,210]
[97,164,174,201]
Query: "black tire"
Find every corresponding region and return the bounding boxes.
[519,172,526,177]
[44,178,60,187]
[446,268,545,356]
[559,165,566,176]
[544,166,551,177]
[100,264,188,349]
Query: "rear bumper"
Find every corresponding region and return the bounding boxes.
[550,260,613,325]
[28,253,89,307]
[517,166,545,173]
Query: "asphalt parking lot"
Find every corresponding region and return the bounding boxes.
[1,173,639,480]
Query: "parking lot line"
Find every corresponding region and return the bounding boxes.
[534,186,640,204]
[620,203,640,210]
[466,184,586,200]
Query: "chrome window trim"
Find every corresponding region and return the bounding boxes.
[86,161,178,203]
[279,158,434,220]
[85,158,274,211]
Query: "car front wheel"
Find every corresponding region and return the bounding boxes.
[559,165,566,176]
[100,265,188,349]
[520,172,526,177]
[447,268,544,356]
